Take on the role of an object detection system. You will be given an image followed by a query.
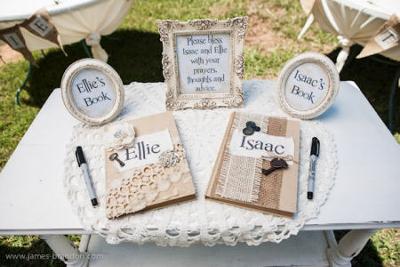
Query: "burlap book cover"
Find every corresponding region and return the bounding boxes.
[206,112,300,217]
[105,112,196,219]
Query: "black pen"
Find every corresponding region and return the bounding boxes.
[307,137,320,200]
[75,146,98,207]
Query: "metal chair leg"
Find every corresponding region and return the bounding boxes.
[15,62,33,105]
[81,40,92,58]
[297,14,314,40]
[388,67,400,132]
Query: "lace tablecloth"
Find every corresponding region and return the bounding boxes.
[64,80,338,246]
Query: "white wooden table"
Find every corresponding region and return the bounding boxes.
[0,80,399,267]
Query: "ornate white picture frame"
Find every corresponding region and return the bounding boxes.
[277,52,340,119]
[61,59,124,126]
[158,17,248,110]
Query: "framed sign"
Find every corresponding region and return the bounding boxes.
[158,17,248,110]
[277,52,339,119]
[61,59,124,126]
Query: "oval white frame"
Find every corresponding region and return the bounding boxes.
[61,59,124,126]
[277,52,339,119]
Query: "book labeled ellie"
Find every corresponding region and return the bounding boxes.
[104,112,196,219]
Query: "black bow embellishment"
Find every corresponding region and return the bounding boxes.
[243,121,261,136]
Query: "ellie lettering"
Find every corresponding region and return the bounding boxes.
[76,77,106,93]
[125,141,161,161]
[75,76,110,107]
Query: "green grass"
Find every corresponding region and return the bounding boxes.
[372,230,400,266]
[0,0,399,266]
[245,47,297,78]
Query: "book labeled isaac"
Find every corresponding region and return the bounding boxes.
[104,112,195,219]
[206,112,300,217]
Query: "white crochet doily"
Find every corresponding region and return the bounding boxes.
[64,80,338,246]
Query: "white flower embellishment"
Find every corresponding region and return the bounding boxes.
[106,122,136,151]
[159,149,181,168]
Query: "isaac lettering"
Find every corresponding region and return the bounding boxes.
[293,69,325,90]
[284,63,329,110]
[229,130,294,159]
[289,69,325,104]
[240,135,285,155]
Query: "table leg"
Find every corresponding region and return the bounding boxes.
[15,62,33,105]
[326,229,377,267]
[336,36,353,73]
[81,40,92,58]
[297,14,314,40]
[40,235,89,267]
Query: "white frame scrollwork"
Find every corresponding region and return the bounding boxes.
[277,52,340,119]
[61,58,124,126]
[158,17,248,110]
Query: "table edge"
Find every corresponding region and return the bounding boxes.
[0,221,399,236]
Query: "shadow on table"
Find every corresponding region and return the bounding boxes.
[0,238,64,267]
[23,29,164,107]
[326,45,400,133]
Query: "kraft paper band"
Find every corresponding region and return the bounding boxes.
[215,113,266,202]
[257,117,287,209]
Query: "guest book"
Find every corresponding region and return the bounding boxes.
[104,112,196,219]
[206,112,300,217]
